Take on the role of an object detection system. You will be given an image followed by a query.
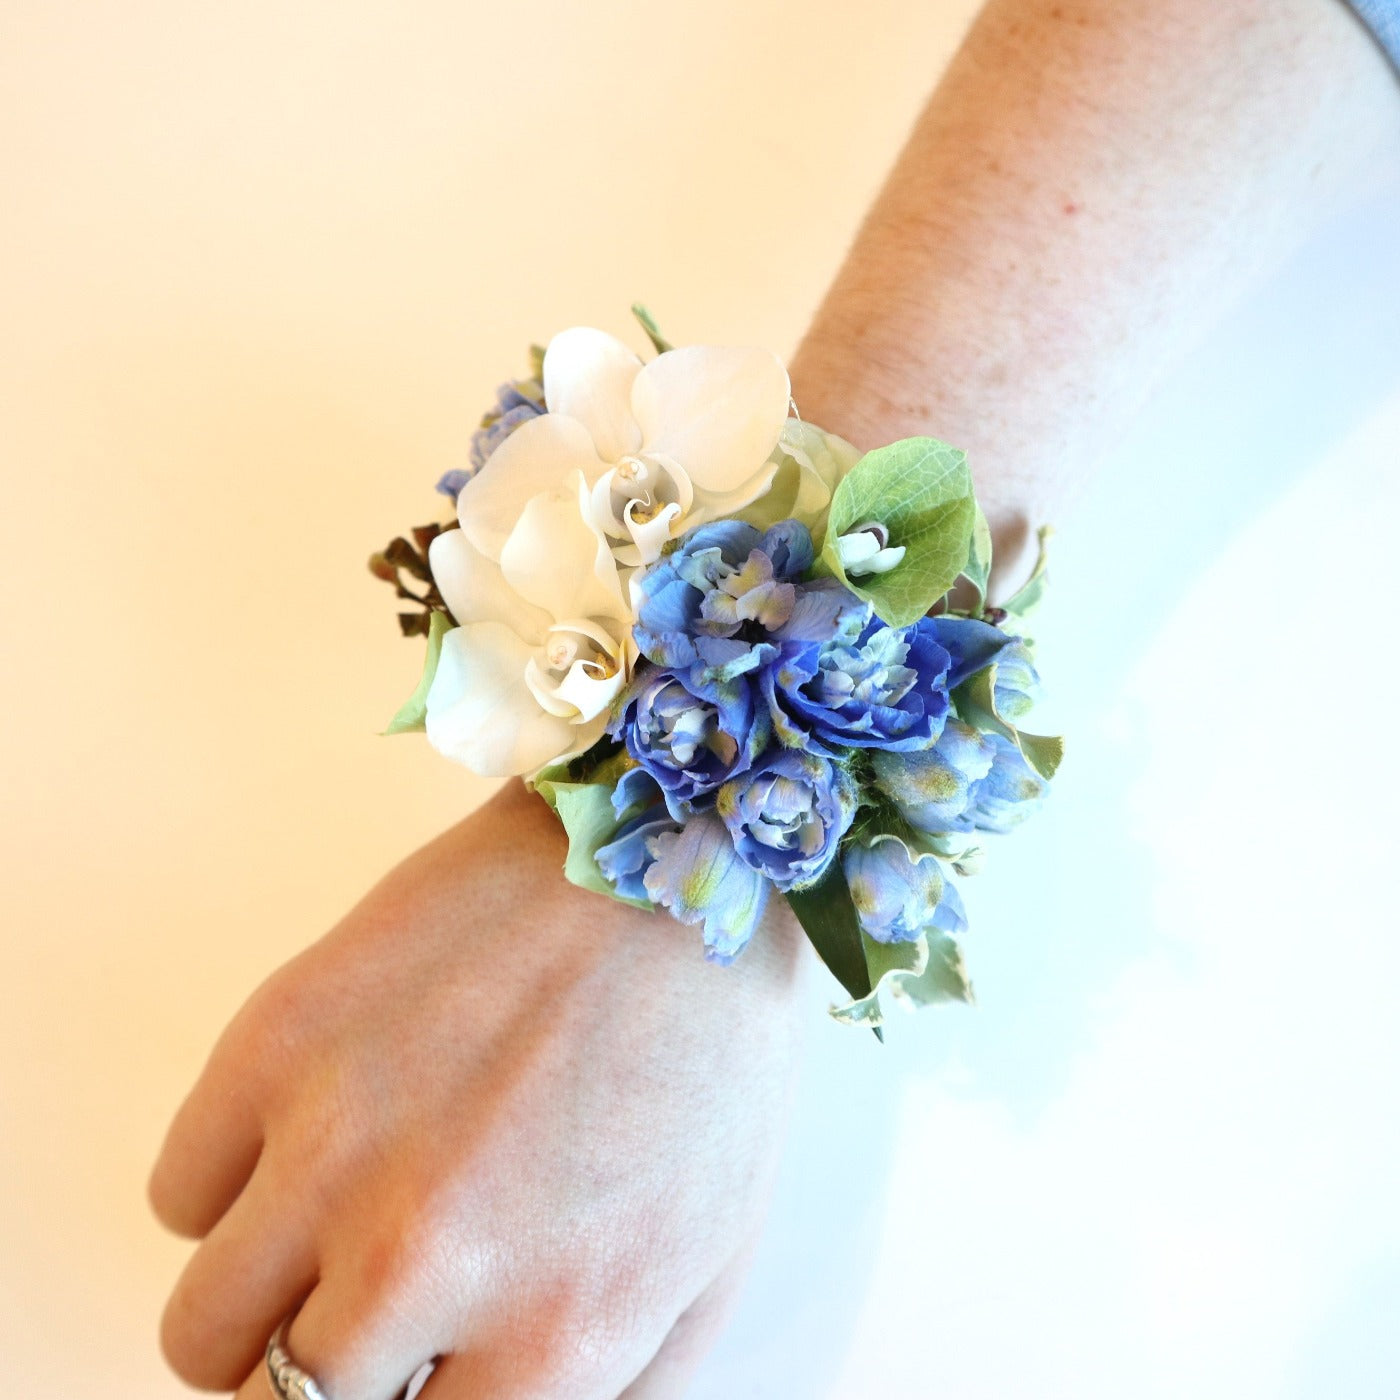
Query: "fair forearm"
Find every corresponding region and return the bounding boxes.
[792,0,1399,591]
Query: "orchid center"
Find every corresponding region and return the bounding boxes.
[589,450,696,564]
[546,637,579,671]
[524,619,629,722]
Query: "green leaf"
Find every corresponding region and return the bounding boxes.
[785,863,884,1042]
[382,610,453,736]
[829,929,975,1025]
[533,740,633,794]
[955,662,1065,781]
[531,776,654,911]
[631,303,673,355]
[819,436,976,627]
[1001,525,1052,621]
[1016,729,1065,781]
[895,934,974,1009]
[830,932,927,1028]
[962,500,993,612]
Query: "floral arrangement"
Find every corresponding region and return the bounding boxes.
[372,308,1062,1031]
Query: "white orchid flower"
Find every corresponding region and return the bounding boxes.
[424,472,635,777]
[455,327,791,568]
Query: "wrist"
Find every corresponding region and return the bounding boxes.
[498,778,810,1007]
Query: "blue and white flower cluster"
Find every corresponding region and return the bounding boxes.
[384,312,1062,1023]
[592,519,1046,965]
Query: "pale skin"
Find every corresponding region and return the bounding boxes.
[150,2,1399,1396]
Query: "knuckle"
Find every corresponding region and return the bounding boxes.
[517,1258,649,1383]
[343,1212,456,1325]
[232,971,310,1071]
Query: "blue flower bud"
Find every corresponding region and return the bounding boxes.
[642,812,770,963]
[717,748,857,892]
[871,719,996,835]
[843,837,946,944]
[991,639,1042,723]
[613,670,764,817]
[968,733,1048,833]
[595,806,679,903]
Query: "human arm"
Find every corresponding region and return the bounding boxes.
[792,0,1400,592]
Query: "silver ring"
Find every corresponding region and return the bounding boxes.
[266,1319,329,1400]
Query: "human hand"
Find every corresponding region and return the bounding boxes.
[150,780,807,1398]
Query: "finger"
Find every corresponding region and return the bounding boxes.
[265,1250,448,1400]
[159,1157,318,1392]
[149,1061,264,1239]
[413,1317,658,1400]
[617,1247,757,1399]
[233,1358,436,1400]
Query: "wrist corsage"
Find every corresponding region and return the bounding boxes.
[372,307,1062,1031]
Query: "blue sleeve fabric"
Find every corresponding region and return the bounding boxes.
[1349,0,1400,71]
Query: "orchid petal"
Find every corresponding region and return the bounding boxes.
[631,345,790,495]
[425,622,587,776]
[499,473,628,624]
[618,499,685,566]
[428,528,551,643]
[685,464,781,529]
[551,652,628,721]
[457,413,608,562]
[543,327,644,463]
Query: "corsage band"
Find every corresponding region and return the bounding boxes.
[372,307,1062,1032]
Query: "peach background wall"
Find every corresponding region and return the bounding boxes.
[0,2,978,1392]
[8,5,1400,1399]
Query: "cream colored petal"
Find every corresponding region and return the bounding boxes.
[631,345,790,494]
[620,498,685,566]
[781,418,862,490]
[427,527,550,641]
[736,421,858,534]
[425,622,579,777]
[498,472,628,624]
[542,327,644,464]
[523,654,580,717]
[686,462,780,528]
[553,657,626,722]
[456,413,607,562]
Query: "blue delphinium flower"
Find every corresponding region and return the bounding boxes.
[991,638,1042,722]
[435,468,472,500]
[434,374,548,499]
[595,805,679,903]
[967,733,1048,832]
[643,811,770,963]
[922,616,1012,688]
[767,614,953,753]
[470,380,546,472]
[716,748,857,892]
[843,836,946,944]
[931,874,967,935]
[612,670,765,817]
[633,519,857,685]
[871,718,996,835]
